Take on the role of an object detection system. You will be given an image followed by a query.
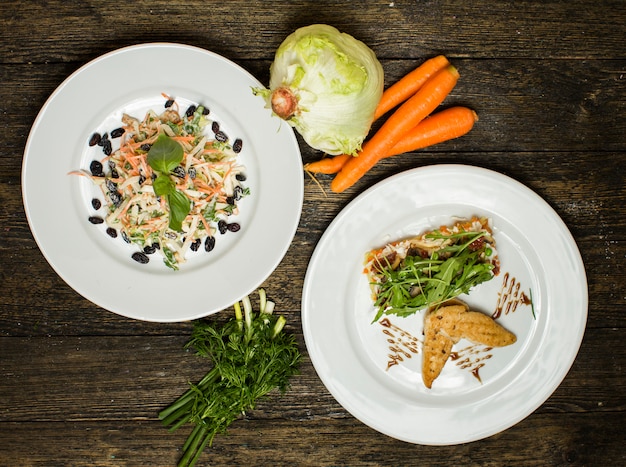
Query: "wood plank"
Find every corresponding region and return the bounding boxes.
[1,1,625,63]
[0,412,624,466]
[2,59,625,169]
[2,146,624,335]
[0,328,623,422]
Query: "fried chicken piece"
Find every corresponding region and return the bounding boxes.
[422,314,455,389]
[421,302,516,389]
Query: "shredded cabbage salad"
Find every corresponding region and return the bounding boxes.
[75,95,249,270]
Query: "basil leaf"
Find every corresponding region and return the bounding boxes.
[167,189,191,232]
[153,174,175,197]
[148,133,184,174]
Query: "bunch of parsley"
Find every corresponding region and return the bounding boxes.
[159,289,301,467]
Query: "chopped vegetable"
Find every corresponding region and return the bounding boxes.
[253,24,384,156]
[159,289,301,467]
[330,65,460,193]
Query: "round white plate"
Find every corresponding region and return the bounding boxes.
[302,164,587,445]
[22,43,303,322]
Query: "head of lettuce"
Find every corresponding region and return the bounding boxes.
[253,24,384,156]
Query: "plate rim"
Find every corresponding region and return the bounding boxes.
[21,42,304,322]
[301,163,588,445]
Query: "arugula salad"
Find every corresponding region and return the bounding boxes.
[76,95,249,270]
[364,217,500,321]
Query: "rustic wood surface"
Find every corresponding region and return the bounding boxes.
[1,1,625,465]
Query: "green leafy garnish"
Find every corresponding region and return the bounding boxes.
[372,231,496,322]
[147,134,191,231]
[159,289,301,467]
[148,133,184,173]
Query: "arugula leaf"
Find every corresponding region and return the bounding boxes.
[148,133,184,173]
[372,230,496,321]
[159,290,301,467]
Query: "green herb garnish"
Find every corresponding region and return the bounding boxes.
[159,289,301,467]
[372,230,496,322]
[147,133,191,232]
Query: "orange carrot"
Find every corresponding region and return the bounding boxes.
[330,65,460,193]
[305,55,450,175]
[374,55,450,120]
[304,154,351,174]
[385,106,478,157]
[305,107,476,174]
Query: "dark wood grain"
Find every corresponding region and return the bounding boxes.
[1,0,625,465]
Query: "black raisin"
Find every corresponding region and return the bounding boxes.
[90,160,104,177]
[227,222,240,232]
[89,132,101,146]
[109,191,122,207]
[218,220,228,234]
[235,173,247,182]
[211,121,220,133]
[91,198,101,210]
[106,227,117,238]
[226,196,235,205]
[215,130,228,142]
[233,185,243,201]
[164,99,175,108]
[110,169,119,179]
[140,143,152,151]
[138,174,146,185]
[97,133,107,146]
[121,230,131,244]
[172,166,186,178]
[131,252,150,264]
[204,236,216,252]
[185,105,197,117]
[143,244,157,255]
[190,238,201,252]
[102,139,112,156]
[188,167,196,179]
[233,138,243,153]
[88,216,104,224]
[110,127,125,138]
[201,106,210,115]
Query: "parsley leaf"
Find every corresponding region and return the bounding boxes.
[159,290,301,467]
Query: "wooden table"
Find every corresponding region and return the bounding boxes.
[1,1,624,465]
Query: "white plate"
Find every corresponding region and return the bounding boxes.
[302,164,587,445]
[22,43,303,322]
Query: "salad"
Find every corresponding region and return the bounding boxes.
[74,95,249,270]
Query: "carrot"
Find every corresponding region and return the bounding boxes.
[385,106,478,157]
[330,65,460,193]
[304,154,351,174]
[305,107,476,174]
[306,55,451,175]
[374,54,450,120]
